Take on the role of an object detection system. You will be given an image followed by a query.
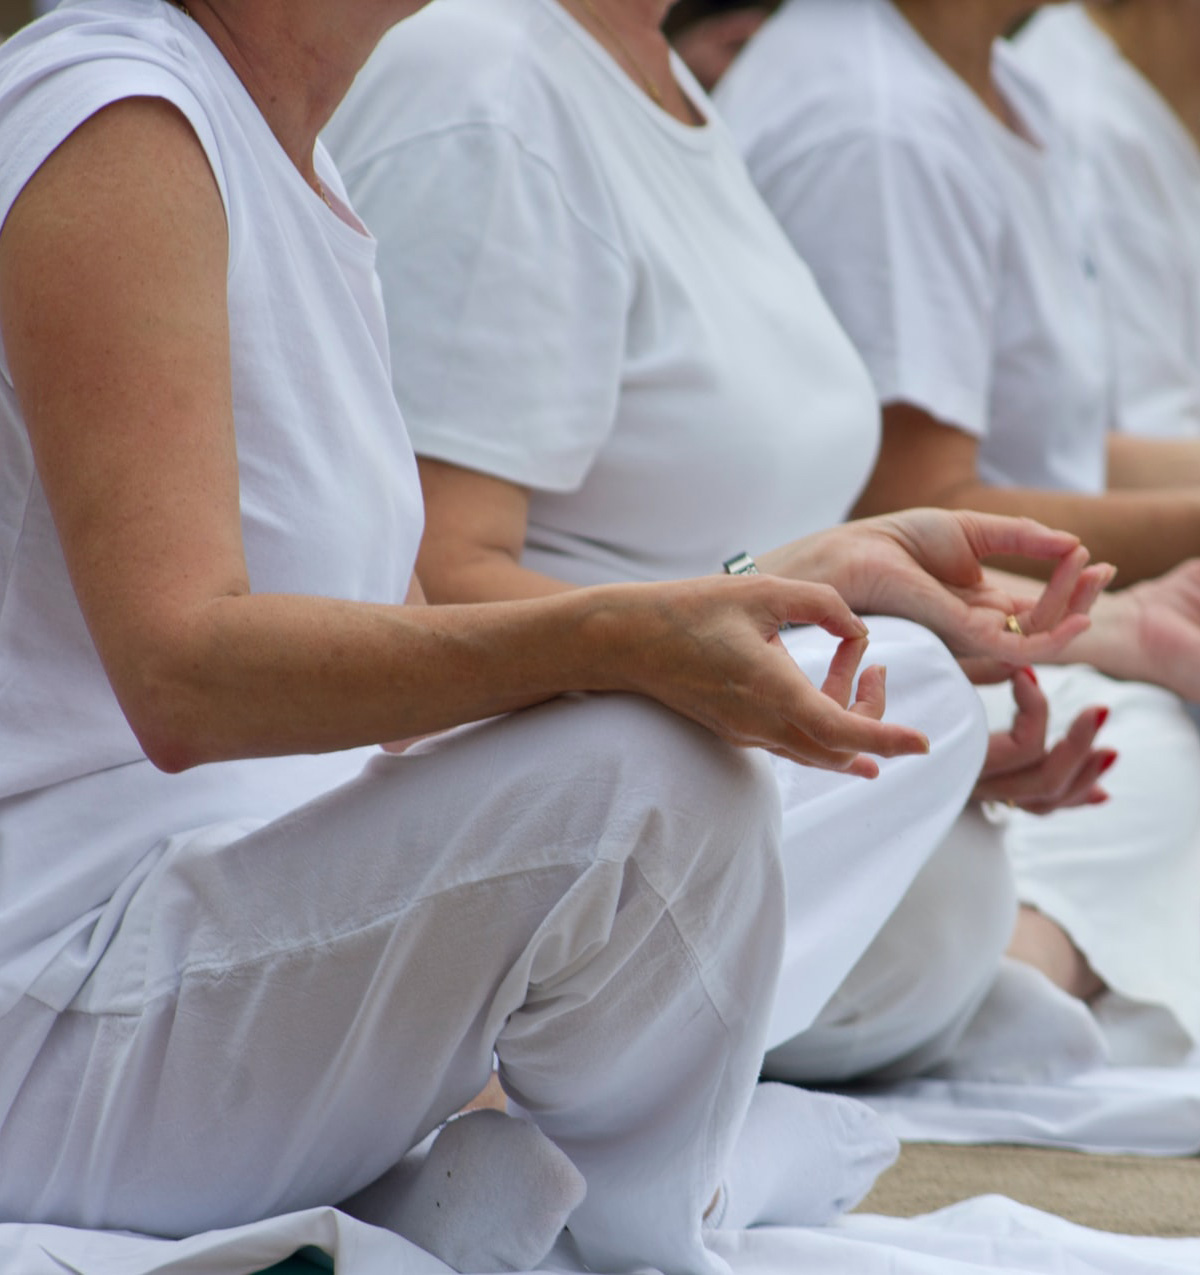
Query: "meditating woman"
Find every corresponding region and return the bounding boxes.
[0,0,983,1268]
[1018,0,1200,440]
[719,0,1200,1059]
[325,0,1113,1100]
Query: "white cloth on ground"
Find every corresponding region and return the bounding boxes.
[1017,5,1200,440]
[846,962,1200,1156]
[327,0,1006,1081]
[854,1062,1200,1157]
[5,1194,1200,1275]
[719,0,1200,1054]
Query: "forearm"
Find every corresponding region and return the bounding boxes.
[1107,432,1200,491]
[112,587,638,771]
[416,543,572,604]
[858,478,1200,584]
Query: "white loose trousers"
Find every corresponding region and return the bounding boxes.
[0,694,785,1275]
[765,619,1007,1077]
[979,667,1200,1061]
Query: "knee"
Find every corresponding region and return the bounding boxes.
[863,807,1017,1078]
[865,617,987,777]
[564,693,782,865]
[575,693,787,979]
[766,807,1015,1083]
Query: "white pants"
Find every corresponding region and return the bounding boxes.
[763,620,1011,1080]
[981,666,1200,1062]
[764,807,1016,1083]
[0,695,785,1275]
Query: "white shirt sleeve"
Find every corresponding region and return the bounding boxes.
[347,122,632,493]
[754,126,1004,439]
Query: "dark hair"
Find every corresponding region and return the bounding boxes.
[664,1,778,38]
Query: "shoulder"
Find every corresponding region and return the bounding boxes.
[720,0,1000,209]
[0,0,229,228]
[330,0,597,187]
[328,0,628,263]
[0,0,203,109]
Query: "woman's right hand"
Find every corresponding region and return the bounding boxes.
[601,574,930,777]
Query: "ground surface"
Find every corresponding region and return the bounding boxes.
[856,1142,1200,1237]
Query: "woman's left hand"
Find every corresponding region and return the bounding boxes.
[972,668,1114,814]
[758,509,1114,672]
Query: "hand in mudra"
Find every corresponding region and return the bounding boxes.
[760,509,1113,679]
[973,668,1114,814]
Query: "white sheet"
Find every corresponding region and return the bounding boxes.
[5,1196,1199,1275]
[854,1061,1200,1156]
[846,960,1200,1155]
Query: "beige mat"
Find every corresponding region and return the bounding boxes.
[856,1142,1200,1237]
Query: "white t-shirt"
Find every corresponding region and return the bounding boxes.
[0,0,424,1012]
[718,0,1111,494]
[1018,5,1200,439]
[325,0,880,587]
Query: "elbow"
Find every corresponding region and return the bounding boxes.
[129,708,214,775]
[116,657,225,774]
[138,732,207,775]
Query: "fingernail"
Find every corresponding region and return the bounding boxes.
[1099,750,1118,775]
[1096,707,1110,730]
[1020,666,1038,686]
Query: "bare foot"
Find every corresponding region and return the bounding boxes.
[461,1070,507,1114]
[1007,905,1105,1001]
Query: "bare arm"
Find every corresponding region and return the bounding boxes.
[1106,431,1200,491]
[416,458,565,602]
[852,403,1200,583]
[419,454,1105,680]
[2,98,929,778]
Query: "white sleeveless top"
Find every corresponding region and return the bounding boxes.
[0,0,424,1013]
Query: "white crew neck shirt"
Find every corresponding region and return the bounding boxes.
[0,0,424,1013]
[1017,5,1200,440]
[718,0,1111,495]
[325,0,880,587]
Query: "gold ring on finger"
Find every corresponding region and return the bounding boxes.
[1004,613,1024,637]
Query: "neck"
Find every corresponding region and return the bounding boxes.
[182,1,415,184]
[1089,1,1200,149]
[892,0,1038,122]
[559,0,702,124]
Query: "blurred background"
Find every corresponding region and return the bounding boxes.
[0,1,34,35]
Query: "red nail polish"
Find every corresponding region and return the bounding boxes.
[1099,751,1118,775]
[1021,666,1038,686]
[1096,707,1110,730]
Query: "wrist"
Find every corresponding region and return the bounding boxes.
[1049,586,1137,675]
[560,582,665,697]
[756,533,836,589]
